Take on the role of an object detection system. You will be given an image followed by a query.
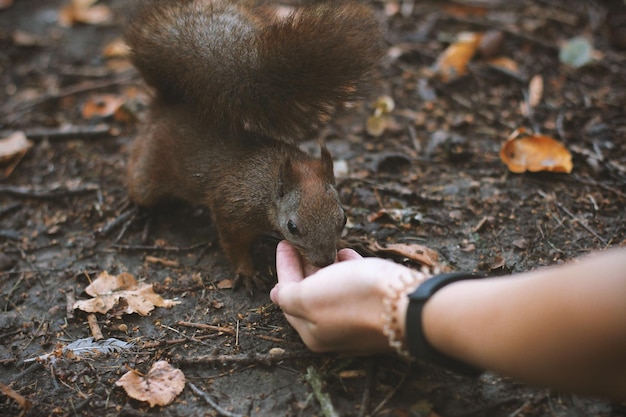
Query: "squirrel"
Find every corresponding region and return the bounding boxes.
[124,0,384,290]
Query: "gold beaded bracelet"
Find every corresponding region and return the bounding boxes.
[381,267,432,360]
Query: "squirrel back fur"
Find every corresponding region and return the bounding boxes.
[125,0,384,142]
[125,0,383,290]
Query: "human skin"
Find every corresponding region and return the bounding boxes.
[271,242,626,400]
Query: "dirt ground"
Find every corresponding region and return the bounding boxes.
[1,0,625,416]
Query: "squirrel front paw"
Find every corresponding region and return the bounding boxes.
[233,268,270,296]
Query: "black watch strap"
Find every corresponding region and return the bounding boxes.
[406,272,485,376]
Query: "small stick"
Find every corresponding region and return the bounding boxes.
[0,124,111,140]
[177,350,316,366]
[306,365,339,417]
[177,321,235,335]
[65,288,76,321]
[97,207,137,237]
[0,184,100,199]
[111,242,209,252]
[87,314,104,341]
[556,203,608,246]
[188,382,245,417]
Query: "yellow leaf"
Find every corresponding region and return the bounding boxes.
[500,128,573,174]
[432,32,482,82]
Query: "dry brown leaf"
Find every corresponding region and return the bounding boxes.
[12,30,47,47]
[528,75,544,108]
[73,271,180,316]
[0,131,32,178]
[102,37,130,58]
[432,32,482,82]
[84,271,137,296]
[371,241,444,269]
[115,361,185,407]
[486,56,520,74]
[81,94,125,119]
[58,1,113,27]
[0,131,32,164]
[500,128,573,174]
[217,279,234,289]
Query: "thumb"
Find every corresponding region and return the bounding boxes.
[275,240,305,285]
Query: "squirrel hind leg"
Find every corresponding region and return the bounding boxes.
[216,228,270,294]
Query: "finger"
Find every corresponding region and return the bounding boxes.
[337,248,362,261]
[275,241,305,285]
[269,281,308,318]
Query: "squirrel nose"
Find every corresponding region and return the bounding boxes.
[308,247,337,268]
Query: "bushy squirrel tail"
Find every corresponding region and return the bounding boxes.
[125,0,384,141]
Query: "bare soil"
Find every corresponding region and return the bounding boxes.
[1,0,625,416]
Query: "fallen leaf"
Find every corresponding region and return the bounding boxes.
[559,36,594,68]
[12,30,48,47]
[81,94,125,119]
[366,95,395,137]
[0,131,32,178]
[116,361,185,407]
[58,0,113,27]
[486,56,520,74]
[0,131,32,164]
[217,279,233,289]
[527,74,543,108]
[102,37,130,58]
[432,32,482,82]
[371,241,445,269]
[490,255,506,270]
[73,271,180,316]
[500,128,573,174]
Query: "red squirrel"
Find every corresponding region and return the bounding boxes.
[125,0,384,290]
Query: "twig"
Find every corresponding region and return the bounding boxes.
[305,365,339,417]
[177,350,316,366]
[96,207,137,237]
[141,334,220,349]
[87,314,104,341]
[188,382,245,417]
[177,321,235,335]
[65,288,76,321]
[1,72,136,126]
[0,202,22,219]
[358,359,376,417]
[370,370,407,415]
[0,124,112,140]
[111,242,209,252]
[0,183,100,199]
[555,203,608,246]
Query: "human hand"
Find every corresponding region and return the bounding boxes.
[270,241,427,355]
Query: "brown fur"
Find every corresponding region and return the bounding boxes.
[125,0,382,290]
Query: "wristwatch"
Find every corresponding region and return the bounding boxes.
[406,272,485,376]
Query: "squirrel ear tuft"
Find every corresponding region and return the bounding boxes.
[320,145,336,185]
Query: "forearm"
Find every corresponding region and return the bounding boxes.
[419,248,626,400]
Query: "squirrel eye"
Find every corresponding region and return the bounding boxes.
[287,220,299,235]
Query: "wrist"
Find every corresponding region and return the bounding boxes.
[406,272,486,375]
